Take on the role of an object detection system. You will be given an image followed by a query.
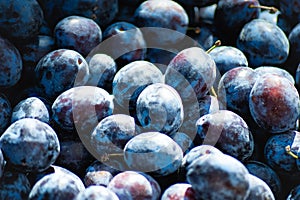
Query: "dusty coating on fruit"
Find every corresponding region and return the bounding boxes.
[91,114,137,157]
[165,47,216,101]
[124,132,183,176]
[254,66,295,84]
[54,16,102,56]
[137,171,161,200]
[169,131,194,155]
[35,49,90,99]
[187,153,250,200]
[237,19,289,67]
[249,74,299,133]
[136,83,184,135]
[0,170,31,200]
[161,183,197,200]
[0,118,60,172]
[0,36,23,87]
[11,97,49,124]
[246,174,275,200]
[0,93,12,134]
[107,171,155,200]
[84,170,113,187]
[134,0,189,45]
[112,60,164,109]
[196,110,254,161]
[28,171,85,200]
[75,185,119,200]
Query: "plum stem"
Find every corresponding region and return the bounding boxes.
[187,26,201,34]
[248,4,278,14]
[285,145,299,159]
[206,40,221,54]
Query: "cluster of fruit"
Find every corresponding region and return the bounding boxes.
[0,0,300,199]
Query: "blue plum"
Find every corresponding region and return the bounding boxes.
[134,0,189,45]
[196,110,254,161]
[279,0,300,26]
[286,22,300,74]
[136,83,184,135]
[287,185,300,200]
[164,47,216,101]
[237,19,289,67]
[186,153,250,200]
[0,36,23,88]
[169,131,195,155]
[124,132,183,176]
[75,186,119,200]
[249,74,299,133]
[0,93,12,134]
[0,149,3,178]
[258,10,280,24]
[161,183,197,200]
[188,25,217,51]
[246,174,275,200]
[84,170,113,187]
[254,66,295,84]
[86,53,117,93]
[0,0,43,41]
[54,16,102,56]
[34,49,90,100]
[11,97,49,124]
[0,118,60,172]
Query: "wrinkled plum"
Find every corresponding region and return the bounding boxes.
[249,74,299,133]
[52,86,114,142]
[112,60,164,111]
[136,83,184,135]
[11,97,49,124]
[34,49,90,100]
[100,21,147,67]
[0,0,43,41]
[186,153,250,200]
[0,118,60,172]
[107,171,159,200]
[164,47,216,101]
[196,110,254,161]
[124,132,183,176]
[75,186,119,200]
[28,169,85,200]
[237,19,289,67]
[54,16,102,56]
[86,54,117,93]
[0,168,31,200]
[0,36,23,88]
[217,67,257,119]
[134,0,189,45]
[161,183,197,200]
[0,93,12,134]
[245,160,282,199]
[246,174,275,200]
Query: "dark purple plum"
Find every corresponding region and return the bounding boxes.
[0,0,43,41]
[254,66,295,84]
[161,183,197,200]
[245,160,282,199]
[176,0,217,7]
[259,0,279,7]
[196,110,254,161]
[136,83,184,135]
[169,131,195,155]
[209,46,248,75]
[214,0,261,45]
[137,172,161,200]
[0,118,60,172]
[217,67,257,119]
[0,168,31,200]
[134,0,189,45]
[112,60,164,111]
[75,186,119,200]
[249,74,299,133]
[188,25,217,51]
[286,22,300,74]
[86,53,117,93]
[11,97,49,124]
[237,19,289,67]
[164,47,216,101]
[186,153,250,200]
[34,49,90,100]
[54,16,102,56]
[264,130,300,179]
[0,93,12,134]
[84,170,113,187]
[279,0,300,26]
[107,171,158,200]
[100,21,147,67]
[28,169,85,200]
[287,185,300,200]
[124,132,183,176]
[54,139,94,178]
[85,160,121,177]
[197,4,218,25]
[90,114,137,166]
[51,86,114,141]
[39,0,118,29]
[0,36,23,88]
[245,174,275,200]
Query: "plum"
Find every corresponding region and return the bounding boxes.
[0,93,12,134]
[246,174,275,200]
[75,186,119,200]
[161,183,197,200]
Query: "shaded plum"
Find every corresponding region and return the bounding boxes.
[169,131,195,155]
[0,93,12,135]
[245,174,275,200]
